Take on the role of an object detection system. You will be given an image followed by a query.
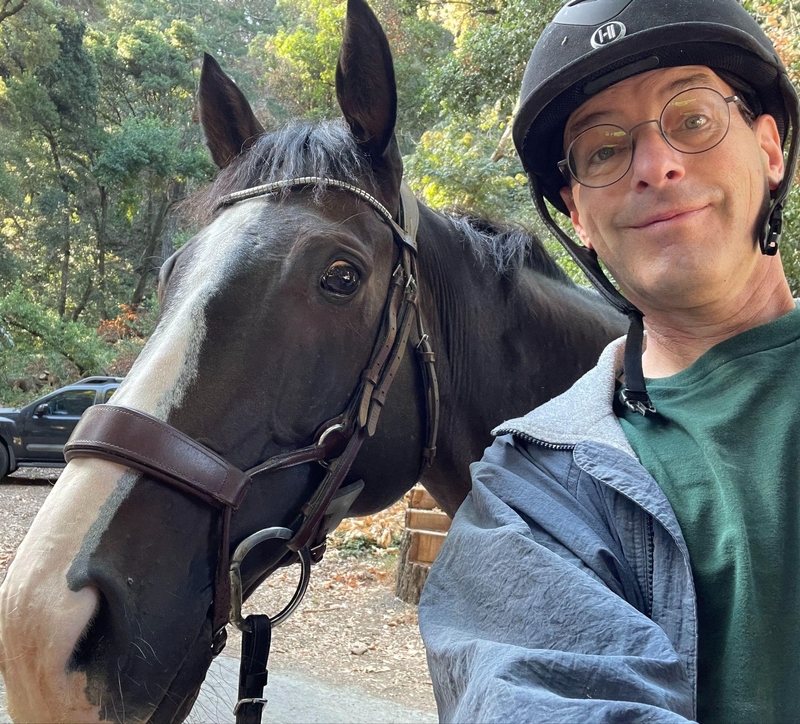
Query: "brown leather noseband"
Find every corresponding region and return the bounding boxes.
[64,178,439,658]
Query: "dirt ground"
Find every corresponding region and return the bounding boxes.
[0,469,438,716]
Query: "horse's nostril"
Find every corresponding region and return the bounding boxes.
[66,588,105,673]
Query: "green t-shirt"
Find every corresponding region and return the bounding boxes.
[618,305,800,724]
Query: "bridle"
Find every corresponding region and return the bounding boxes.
[63,177,439,724]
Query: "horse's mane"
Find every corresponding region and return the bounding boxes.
[187,119,568,282]
[447,215,569,281]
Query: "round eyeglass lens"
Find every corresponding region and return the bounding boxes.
[567,125,632,188]
[659,87,732,154]
[565,87,733,188]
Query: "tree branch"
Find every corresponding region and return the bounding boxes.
[1,316,87,374]
[0,0,27,24]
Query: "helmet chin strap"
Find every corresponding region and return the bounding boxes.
[761,81,799,256]
[761,201,782,256]
[530,178,656,416]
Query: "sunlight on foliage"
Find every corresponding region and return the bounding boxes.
[1,0,799,387]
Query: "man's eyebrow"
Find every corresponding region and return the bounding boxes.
[565,71,723,145]
[660,72,719,96]
[566,110,615,142]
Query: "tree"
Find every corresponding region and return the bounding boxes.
[2,0,798,397]
[0,0,212,388]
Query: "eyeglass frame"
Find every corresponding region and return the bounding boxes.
[557,87,755,189]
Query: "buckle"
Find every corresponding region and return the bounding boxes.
[619,387,656,416]
[233,697,268,715]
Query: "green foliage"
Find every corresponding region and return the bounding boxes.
[742,0,800,290]
[0,283,114,374]
[779,183,800,296]
[95,116,211,184]
[330,530,403,557]
[1,0,799,375]
[334,534,381,555]
[405,108,531,218]
[246,0,344,120]
[373,0,453,149]
[424,0,559,119]
[245,0,452,137]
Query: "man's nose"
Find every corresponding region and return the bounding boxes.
[629,121,686,190]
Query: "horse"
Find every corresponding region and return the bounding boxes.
[0,0,625,721]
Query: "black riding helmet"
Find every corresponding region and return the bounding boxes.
[512,0,800,415]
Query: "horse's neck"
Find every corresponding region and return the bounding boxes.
[416,210,623,514]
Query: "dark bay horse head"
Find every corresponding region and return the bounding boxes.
[0,0,625,721]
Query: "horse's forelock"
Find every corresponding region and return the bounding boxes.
[186,120,376,226]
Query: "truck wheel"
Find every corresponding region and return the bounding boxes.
[0,442,9,480]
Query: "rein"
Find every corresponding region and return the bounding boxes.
[63,177,439,724]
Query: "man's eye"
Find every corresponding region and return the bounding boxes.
[590,144,618,164]
[683,114,709,130]
[321,261,360,296]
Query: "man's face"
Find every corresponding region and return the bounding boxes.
[559,66,785,314]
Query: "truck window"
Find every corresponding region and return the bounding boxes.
[49,389,97,416]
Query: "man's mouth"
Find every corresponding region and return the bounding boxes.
[629,205,709,229]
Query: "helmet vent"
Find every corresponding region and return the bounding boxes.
[555,0,634,27]
[583,55,660,96]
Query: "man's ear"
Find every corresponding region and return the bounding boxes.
[754,114,784,191]
[559,186,593,248]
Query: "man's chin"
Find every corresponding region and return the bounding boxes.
[620,263,728,314]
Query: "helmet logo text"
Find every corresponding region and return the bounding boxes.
[590,21,626,48]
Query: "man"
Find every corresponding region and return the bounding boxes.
[418,0,800,722]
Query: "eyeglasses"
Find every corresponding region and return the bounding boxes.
[559,87,746,189]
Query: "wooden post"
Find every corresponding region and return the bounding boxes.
[395,485,451,604]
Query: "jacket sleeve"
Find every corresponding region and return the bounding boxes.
[418,434,695,723]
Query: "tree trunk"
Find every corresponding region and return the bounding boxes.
[130,194,169,308]
[96,185,109,319]
[161,180,184,262]
[0,0,28,24]
[394,529,431,605]
[58,233,70,318]
[45,131,72,319]
[131,181,183,308]
[71,275,94,322]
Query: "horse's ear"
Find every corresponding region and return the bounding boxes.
[336,0,398,165]
[199,53,264,169]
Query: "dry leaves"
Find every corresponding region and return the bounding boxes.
[330,498,408,549]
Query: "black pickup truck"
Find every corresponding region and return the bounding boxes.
[0,376,123,478]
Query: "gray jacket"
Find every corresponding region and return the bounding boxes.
[418,338,698,723]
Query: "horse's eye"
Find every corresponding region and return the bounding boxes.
[321,261,360,296]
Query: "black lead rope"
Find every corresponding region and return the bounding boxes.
[235,614,272,724]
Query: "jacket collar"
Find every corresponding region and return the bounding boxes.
[493,336,636,458]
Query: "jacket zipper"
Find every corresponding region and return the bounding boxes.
[496,429,576,452]
[645,514,655,619]
[504,427,658,620]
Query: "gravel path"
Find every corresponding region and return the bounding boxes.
[0,471,438,721]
